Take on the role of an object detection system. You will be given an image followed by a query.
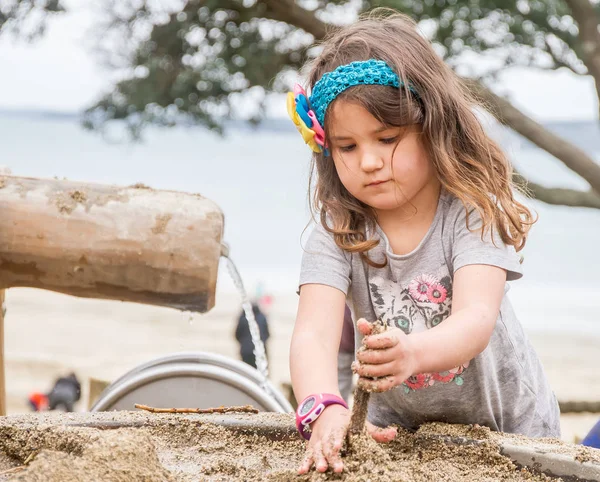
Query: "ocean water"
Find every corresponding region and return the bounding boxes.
[1,114,599,336]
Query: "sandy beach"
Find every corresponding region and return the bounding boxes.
[4,287,600,444]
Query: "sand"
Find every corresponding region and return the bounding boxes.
[2,411,598,481]
[4,287,600,445]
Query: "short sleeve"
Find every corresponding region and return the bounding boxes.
[450,201,523,282]
[299,223,352,294]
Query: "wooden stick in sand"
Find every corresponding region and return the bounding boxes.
[134,404,259,414]
[348,318,388,437]
[0,466,26,476]
[0,451,38,476]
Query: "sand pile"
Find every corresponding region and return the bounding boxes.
[0,412,597,481]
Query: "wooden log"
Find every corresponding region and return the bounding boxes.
[0,176,224,313]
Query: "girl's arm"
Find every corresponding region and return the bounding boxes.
[411,264,506,373]
[294,284,398,475]
[356,264,507,390]
[290,283,347,402]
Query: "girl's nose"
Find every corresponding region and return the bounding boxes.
[360,150,384,172]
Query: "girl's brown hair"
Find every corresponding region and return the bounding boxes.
[306,11,534,265]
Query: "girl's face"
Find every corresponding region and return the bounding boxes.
[328,100,437,215]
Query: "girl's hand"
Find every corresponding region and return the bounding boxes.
[354,319,418,392]
[298,405,397,474]
[298,404,348,475]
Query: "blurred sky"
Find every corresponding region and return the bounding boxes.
[0,2,597,120]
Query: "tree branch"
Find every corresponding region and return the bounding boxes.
[514,172,600,209]
[470,81,600,194]
[543,36,581,76]
[262,0,328,39]
[561,0,600,119]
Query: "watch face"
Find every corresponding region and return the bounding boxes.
[299,396,316,416]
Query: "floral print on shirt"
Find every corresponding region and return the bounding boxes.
[369,273,469,392]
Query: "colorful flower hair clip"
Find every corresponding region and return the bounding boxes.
[287,60,418,156]
[287,84,328,155]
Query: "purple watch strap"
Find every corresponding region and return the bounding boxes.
[295,393,348,440]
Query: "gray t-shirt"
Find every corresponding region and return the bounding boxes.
[299,190,560,437]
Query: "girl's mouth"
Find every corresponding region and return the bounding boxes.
[367,180,390,187]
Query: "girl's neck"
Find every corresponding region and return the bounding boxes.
[375,179,441,256]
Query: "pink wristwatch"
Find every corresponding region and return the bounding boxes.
[295,393,349,440]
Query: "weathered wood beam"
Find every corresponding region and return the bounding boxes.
[0,176,224,313]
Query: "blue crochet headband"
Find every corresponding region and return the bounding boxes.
[311,59,415,126]
[287,59,417,154]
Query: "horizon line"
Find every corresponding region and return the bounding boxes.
[0,107,596,125]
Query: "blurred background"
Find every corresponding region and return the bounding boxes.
[0,0,598,443]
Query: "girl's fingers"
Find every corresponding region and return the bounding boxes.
[299,436,345,474]
[357,375,397,392]
[355,361,396,378]
[367,422,398,443]
[356,348,395,365]
[363,333,399,350]
[356,318,373,336]
[298,448,314,474]
[323,431,345,473]
[313,442,328,473]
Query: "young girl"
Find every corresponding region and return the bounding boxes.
[287,11,560,475]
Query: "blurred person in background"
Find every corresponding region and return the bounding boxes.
[28,372,81,412]
[27,391,49,412]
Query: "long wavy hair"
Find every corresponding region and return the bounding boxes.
[305,11,534,266]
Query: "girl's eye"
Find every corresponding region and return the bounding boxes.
[380,136,399,145]
[339,144,356,152]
